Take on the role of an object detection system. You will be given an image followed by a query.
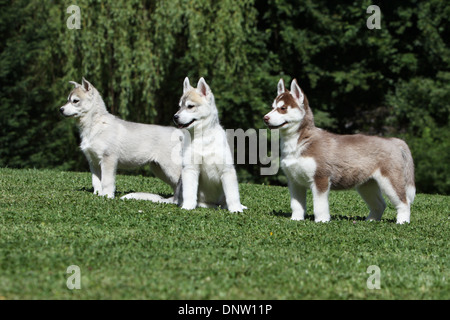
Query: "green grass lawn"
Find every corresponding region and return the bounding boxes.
[0,168,448,299]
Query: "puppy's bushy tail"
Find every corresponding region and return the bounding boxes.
[121,193,174,204]
[400,141,416,205]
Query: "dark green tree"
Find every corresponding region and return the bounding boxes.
[0,0,448,194]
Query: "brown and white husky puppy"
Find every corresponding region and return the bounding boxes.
[264,79,415,224]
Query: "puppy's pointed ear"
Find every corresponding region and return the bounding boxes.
[197,77,211,97]
[183,77,191,94]
[82,77,93,92]
[290,79,305,105]
[277,78,285,96]
[69,81,81,88]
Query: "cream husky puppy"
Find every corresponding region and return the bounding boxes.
[60,78,183,199]
[173,77,246,212]
[264,79,415,224]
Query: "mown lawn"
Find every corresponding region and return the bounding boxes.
[0,168,448,299]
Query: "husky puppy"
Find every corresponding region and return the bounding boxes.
[264,79,415,224]
[60,78,183,199]
[173,77,246,212]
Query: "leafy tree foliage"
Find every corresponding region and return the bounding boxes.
[0,0,448,193]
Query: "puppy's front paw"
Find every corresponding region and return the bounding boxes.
[291,213,305,221]
[228,204,246,213]
[314,217,331,223]
[99,191,115,199]
[181,202,197,210]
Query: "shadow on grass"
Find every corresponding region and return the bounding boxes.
[270,210,397,223]
[331,213,396,223]
[333,214,367,222]
[270,210,315,221]
[76,187,172,199]
[76,186,94,193]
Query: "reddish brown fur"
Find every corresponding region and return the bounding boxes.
[285,90,412,203]
[276,90,310,111]
[297,119,412,203]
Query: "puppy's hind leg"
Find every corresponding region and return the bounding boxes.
[356,179,386,221]
[373,171,410,224]
[150,161,182,196]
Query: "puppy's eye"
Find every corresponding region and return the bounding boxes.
[73,99,80,104]
[187,105,195,109]
[280,106,287,110]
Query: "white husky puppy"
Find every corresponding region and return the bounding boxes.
[172,77,246,212]
[264,79,415,224]
[60,78,183,199]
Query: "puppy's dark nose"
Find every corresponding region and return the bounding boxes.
[60,107,65,115]
[263,115,270,123]
[173,114,179,123]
